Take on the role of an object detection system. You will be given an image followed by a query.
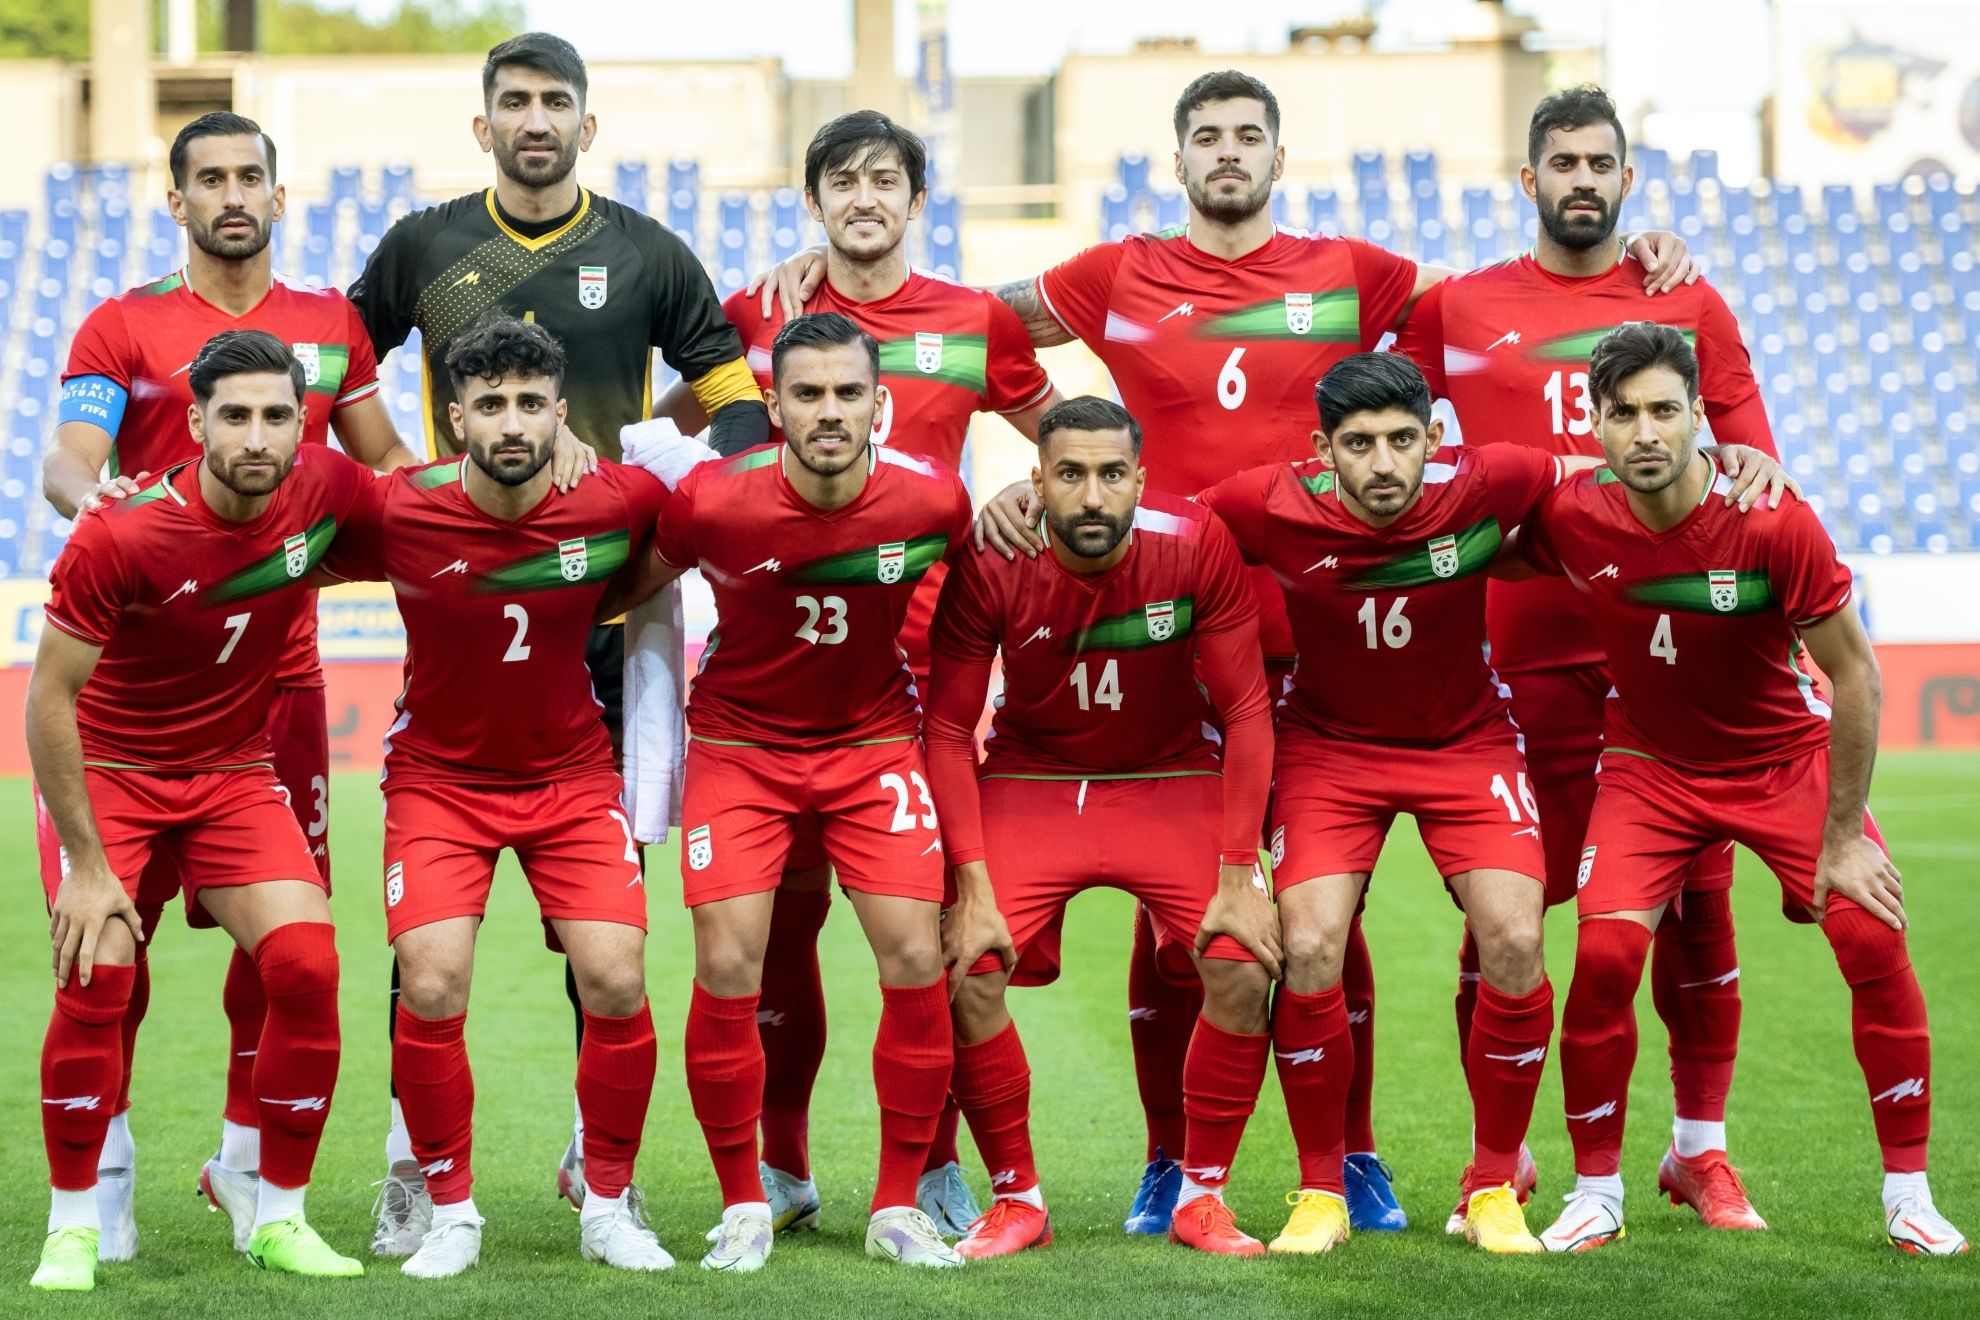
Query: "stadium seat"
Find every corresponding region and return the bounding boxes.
[615,160,648,211]
[923,189,961,279]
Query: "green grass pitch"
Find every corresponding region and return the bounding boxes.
[1,756,1974,1317]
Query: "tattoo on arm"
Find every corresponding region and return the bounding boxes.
[993,278,1073,348]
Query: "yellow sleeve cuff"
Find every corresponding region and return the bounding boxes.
[687,357,763,415]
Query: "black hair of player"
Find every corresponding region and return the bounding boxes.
[188,329,305,406]
[483,31,588,109]
[169,112,277,190]
[1587,322,1698,410]
[1314,353,1433,435]
[445,310,568,395]
[804,110,928,201]
[1037,396,1143,457]
[770,312,879,386]
[1527,84,1627,168]
[1172,70,1281,145]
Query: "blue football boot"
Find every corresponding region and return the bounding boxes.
[1124,1148,1183,1235]
[1343,1152,1408,1232]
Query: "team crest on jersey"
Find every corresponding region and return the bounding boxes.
[291,342,322,386]
[877,542,906,584]
[385,861,405,908]
[1270,825,1286,867]
[559,538,589,582]
[578,265,608,310]
[1284,292,1314,335]
[1577,846,1597,890]
[1428,534,1460,579]
[914,331,944,374]
[284,532,310,578]
[687,825,713,872]
[1709,569,1739,613]
[1146,600,1177,641]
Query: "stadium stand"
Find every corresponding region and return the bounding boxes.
[1,151,1973,575]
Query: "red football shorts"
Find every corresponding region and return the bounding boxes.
[680,738,945,907]
[36,765,324,927]
[381,775,644,945]
[1270,723,1546,894]
[1576,746,1882,924]
[970,773,1252,987]
[1502,663,1733,907]
[267,683,332,884]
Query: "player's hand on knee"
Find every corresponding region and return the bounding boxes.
[941,892,1016,999]
[79,473,146,515]
[1197,863,1283,981]
[1716,444,1800,511]
[549,422,599,492]
[1814,833,1906,931]
[49,859,142,988]
[974,481,1044,559]
[746,245,828,320]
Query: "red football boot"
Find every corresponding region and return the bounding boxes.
[1169,1195,1265,1257]
[956,1198,1052,1260]
[1658,1149,1767,1230]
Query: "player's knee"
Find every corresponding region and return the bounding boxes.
[1571,918,1653,1007]
[571,957,646,1017]
[1823,907,1912,987]
[395,958,469,1019]
[252,921,339,1001]
[876,938,944,989]
[1279,919,1343,992]
[1199,957,1271,1030]
[950,971,1010,1042]
[1479,918,1545,995]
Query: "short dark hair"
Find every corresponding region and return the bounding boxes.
[1037,395,1143,456]
[188,329,304,406]
[804,110,928,201]
[1315,353,1434,434]
[1528,83,1627,168]
[1587,322,1698,410]
[444,310,567,394]
[770,312,879,385]
[482,32,588,108]
[169,112,276,189]
[1172,70,1280,145]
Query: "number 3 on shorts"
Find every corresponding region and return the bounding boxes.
[879,769,938,833]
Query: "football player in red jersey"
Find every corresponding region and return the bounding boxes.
[43,113,425,1250]
[613,313,972,1273]
[663,112,1063,1233]
[924,397,1279,1260]
[28,332,372,1291]
[1392,86,1773,1231]
[317,314,673,1278]
[755,70,1699,1232]
[1516,324,1965,1257]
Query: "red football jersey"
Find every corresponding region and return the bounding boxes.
[924,492,1271,864]
[1201,445,1564,745]
[654,443,973,750]
[1521,456,1853,772]
[1392,253,1772,675]
[322,458,667,786]
[1035,227,1418,656]
[60,268,384,688]
[726,268,1052,469]
[42,448,373,771]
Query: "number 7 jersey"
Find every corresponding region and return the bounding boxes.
[654,443,973,750]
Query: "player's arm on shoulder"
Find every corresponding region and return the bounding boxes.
[1696,283,1777,456]
[314,471,389,586]
[999,385,1064,442]
[345,210,425,354]
[595,538,687,624]
[654,377,711,437]
[44,420,123,519]
[1798,599,1903,929]
[50,307,140,516]
[1623,230,1702,294]
[992,274,1073,348]
[1388,276,1448,394]
[1494,478,1574,581]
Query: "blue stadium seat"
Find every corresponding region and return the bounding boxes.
[667,159,699,198]
[380,164,416,207]
[1417,218,1447,266]
[1116,151,1149,198]
[667,189,697,250]
[1352,148,1385,203]
[1821,183,1856,224]
[924,189,961,279]
[1885,212,1917,261]
[615,160,648,211]
[45,163,78,213]
[1271,191,1289,228]
[1153,191,1185,231]
[329,165,362,210]
[1306,188,1339,235]
[1101,184,1132,242]
[1634,145,1669,189]
[768,187,801,264]
[1873,181,1906,227]
[1688,149,1718,184]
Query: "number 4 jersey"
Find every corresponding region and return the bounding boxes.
[319,457,667,785]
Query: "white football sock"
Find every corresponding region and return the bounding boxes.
[1575,1173,1624,1206]
[1672,1117,1727,1159]
[995,1185,1045,1211]
[49,1187,99,1233]
[572,1094,585,1145]
[580,1189,623,1227]
[1175,1176,1222,1209]
[98,1112,135,1172]
[726,1200,773,1224]
[219,1119,260,1173]
[432,1197,482,1228]
[253,1179,306,1230]
[1883,1170,1930,1210]
[385,1099,414,1168]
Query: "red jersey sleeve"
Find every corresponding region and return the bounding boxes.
[62,300,135,389]
[1194,466,1276,565]
[334,299,383,410]
[1767,502,1855,627]
[44,512,131,646]
[721,287,773,347]
[1389,276,1448,395]
[924,552,1001,866]
[653,465,702,568]
[610,464,671,552]
[1516,478,1581,577]
[982,294,1054,415]
[1034,242,1125,345]
[1483,444,1565,521]
[1190,516,1273,863]
[1695,283,1774,456]
[318,471,389,583]
[1344,237,1420,347]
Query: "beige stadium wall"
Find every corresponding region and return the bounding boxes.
[4,63,83,210]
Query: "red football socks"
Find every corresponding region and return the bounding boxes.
[1558,919,1654,1178]
[1127,903,1198,1161]
[1651,885,1741,1123]
[1341,918,1378,1153]
[685,983,767,1206]
[871,978,952,1212]
[924,1093,964,1173]
[222,944,268,1128]
[1467,978,1554,1191]
[1825,909,1932,1172]
[251,922,341,1190]
[1182,1016,1269,1190]
[1272,983,1354,1194]
[392,1005,473,1203]
[951,1021,1037,1197]
[757,889,830,1180]
[1454,924,1483,1071]
[41,964,136,1190]
[115,953,149,1116]
[578,1002,658,1201]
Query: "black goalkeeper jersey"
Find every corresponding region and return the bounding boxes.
[348,187,742,462]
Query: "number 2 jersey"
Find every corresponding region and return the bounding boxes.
[1200,444,1565,745]
[924,491,1271,866]
[1520,457,1853,772]
[654,444,973,750]
[42,448,373,770]
[320,457,667,786]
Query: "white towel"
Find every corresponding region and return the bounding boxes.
[617,418,717,843]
